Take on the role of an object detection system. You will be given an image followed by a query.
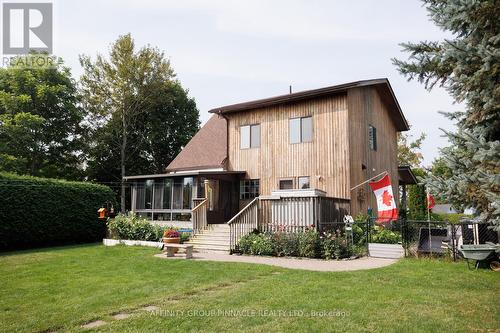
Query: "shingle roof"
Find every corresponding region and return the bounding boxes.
[165,115,227,171]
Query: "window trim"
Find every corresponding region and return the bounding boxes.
[297,176,311,189]
[240,123,261,149]
[289,116,313,144]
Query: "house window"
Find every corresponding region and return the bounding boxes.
[279,179,294,190]
[240,179,260,199]
[240,124,260,149]
[369,125,377,151]
[289,116,312,144]
[298,176,310,189]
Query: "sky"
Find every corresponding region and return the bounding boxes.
[51,0,459,166]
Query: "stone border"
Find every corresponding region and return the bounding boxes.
[103,238,163,249]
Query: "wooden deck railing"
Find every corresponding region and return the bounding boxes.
[258,196,350,233]
[227,197,258,252]
[191,198,208,235]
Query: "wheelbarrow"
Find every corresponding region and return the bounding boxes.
[459,242,500,270]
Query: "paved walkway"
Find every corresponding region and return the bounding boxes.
[154,252,398,272]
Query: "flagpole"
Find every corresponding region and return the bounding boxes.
[427,191,432,256]
[350,171,388,191]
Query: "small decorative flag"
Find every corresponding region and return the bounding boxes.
[427,192,436,210]
[369,174,398,223]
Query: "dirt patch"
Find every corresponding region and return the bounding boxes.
[112,313,132,320]
[81,320,106,329]
[140,305,159,312]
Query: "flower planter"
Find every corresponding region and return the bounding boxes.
[163,237,181,253]
[368,243,404,259]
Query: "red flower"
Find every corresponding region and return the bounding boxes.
[163,229,180,238]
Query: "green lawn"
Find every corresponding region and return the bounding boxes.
[0,245,498,333]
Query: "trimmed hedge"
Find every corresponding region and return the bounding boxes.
[0,172,116,250]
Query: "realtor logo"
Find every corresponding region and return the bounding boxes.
[2,2,53,54]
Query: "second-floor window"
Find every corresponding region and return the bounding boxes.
[368,125,377,151]
[289,116,312,144]
[240,124,260,149]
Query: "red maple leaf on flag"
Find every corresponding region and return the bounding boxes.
[382,190,393,206]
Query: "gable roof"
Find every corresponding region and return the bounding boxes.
[166,115,227,172]
[209,78,409,131]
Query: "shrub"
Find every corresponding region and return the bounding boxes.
[0,172,116,251]
[107,213,171,242]
[238,228,355,260]
[239,233,274,256]
[321,230,351,260]
[297,228,320,258]
[371,227,401,244]
[273,232,299,257]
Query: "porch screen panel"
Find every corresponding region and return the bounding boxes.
[144,180,154,209]
[153,182,163,209]
[172,179,183,209]
[163,179,172,209]
[135,183,145,210]
[183,177,193,209]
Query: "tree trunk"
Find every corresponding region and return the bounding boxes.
[120,112,127,213]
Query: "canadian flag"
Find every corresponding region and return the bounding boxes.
[369,174,398,224]
[427,192,436,210]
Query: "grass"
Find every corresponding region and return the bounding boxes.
[0,244,498,332]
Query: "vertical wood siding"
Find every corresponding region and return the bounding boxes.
[348,87,399,216]
[227,95,350,201]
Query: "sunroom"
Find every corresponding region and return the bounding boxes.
[124,170,243,227]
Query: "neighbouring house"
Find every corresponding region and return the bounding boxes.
[124,78,417,252]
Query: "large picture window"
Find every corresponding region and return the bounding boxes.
[240,179,260,199]
[289,116,312,144]
[240,124,260,149]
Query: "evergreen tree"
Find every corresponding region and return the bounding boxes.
[393,0,499,228]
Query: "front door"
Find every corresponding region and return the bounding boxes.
[205,179,237,224]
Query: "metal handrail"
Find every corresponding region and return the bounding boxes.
[227,197,258,225]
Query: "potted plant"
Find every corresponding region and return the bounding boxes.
[162,229,181,253]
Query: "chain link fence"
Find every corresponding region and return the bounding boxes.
[319,218,499,261]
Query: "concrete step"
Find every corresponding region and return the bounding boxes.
[191,243,230,251]
[190,235,229,242]
[193,248,230,254]
[187,239,230,246]
[206,225,229,230]
[197,231,230,236]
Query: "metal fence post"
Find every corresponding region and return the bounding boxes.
[365,217,370,254]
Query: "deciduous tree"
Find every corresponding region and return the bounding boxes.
[0,54,84,179]
[80,34,199,210]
